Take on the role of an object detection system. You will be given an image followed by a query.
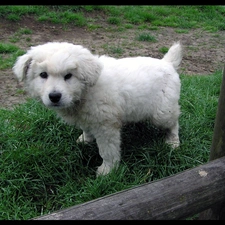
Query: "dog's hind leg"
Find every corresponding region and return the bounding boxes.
[165,120,180,148]
[95,127,121,176]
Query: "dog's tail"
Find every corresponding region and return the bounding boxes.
[162,42,183,70]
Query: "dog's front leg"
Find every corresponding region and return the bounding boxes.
[95,128,121,176]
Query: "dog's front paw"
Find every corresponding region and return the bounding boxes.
[96,163,112,176]
[165,133,180,149]
[76,134,85,143]
[96,161,120,177]
[76,133,94,144]
[166,140,180,149]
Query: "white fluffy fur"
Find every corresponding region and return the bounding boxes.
[13,41,183,176]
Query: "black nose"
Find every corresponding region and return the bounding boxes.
[49,92,62,103]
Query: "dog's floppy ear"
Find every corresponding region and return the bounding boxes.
[13,54,32,82]
[75,48,103,87]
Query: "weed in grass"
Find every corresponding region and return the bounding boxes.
[177,18,197,29]
[87,23,101,31]
[0,43,19,53]
[151,19,165,27]
[211,33,221,38]
[142,11,157,23]
[16,89,26,95]
[148,26,158,31]
[136,33,157,42]
[37,15,48,22]
[159,46,169,54]
[9,28,33,44]
[175,29,189,34]
[19,28,32,35]
[124,24,133,29]
[6,13,20,21]
[203,25,218,33]
[83,5,103,12]
[86,17,102,30]
[125,13,142,25]
[0,42,25,69]
[112,26,124,32]
[47,12,61,23]
[68,13,86,27]
[138,24,148,30]
[217,22,225,31]
[153,6,172,17]
[105,6,121,16]
[122,6,147,25]
[163,15,179,27]
[26,37,31,42]
[102,44,124,56]
[107,17,121,25]
[61,11,87,26]
[110,46,124,55]
[9,36,20,43]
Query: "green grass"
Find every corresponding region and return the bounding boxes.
[0,70,222,220]
[0,5,225,31]
[175,29,189,34]
[0,43,20,53]
[18,28,32,35]
[37,11,87,26]
[9,28,33,44]
[159,46,169,54]
[103,5,225,31]
[136,32,157,42]
[107,17,121,25]
[0,42,25,69]
[102,44,124,56]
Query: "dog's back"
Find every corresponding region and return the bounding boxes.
[92,43,182,127]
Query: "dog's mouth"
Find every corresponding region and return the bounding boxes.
[50,103,61,107]
[46,101,74,109]
[47,102,64,108]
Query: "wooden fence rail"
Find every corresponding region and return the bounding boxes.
[33,156,225,220]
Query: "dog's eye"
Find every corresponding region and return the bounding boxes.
[64,73,72,81]
[40,72,48,79]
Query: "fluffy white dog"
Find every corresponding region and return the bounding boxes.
[13,41,183,176]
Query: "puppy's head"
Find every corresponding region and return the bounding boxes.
[13,42,103,109]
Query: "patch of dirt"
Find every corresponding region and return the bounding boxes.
[0,15,225,109]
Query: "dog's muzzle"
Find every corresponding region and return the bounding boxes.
[49,91,62,103]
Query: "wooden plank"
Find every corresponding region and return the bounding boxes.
[198,65,225,220]
[209,65,225,160]
[33,156,225,220]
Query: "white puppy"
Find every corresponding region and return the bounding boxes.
[13,41,183,176]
